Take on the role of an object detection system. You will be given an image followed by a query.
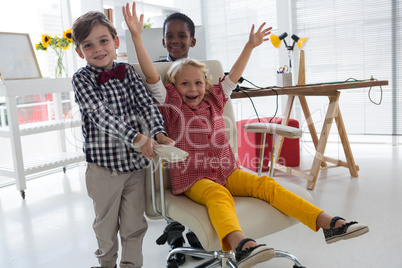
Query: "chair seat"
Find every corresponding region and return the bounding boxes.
[236,117,301,172]
[243,122,302,139]
[155,181,313,251]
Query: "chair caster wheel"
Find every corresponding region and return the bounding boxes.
[167,259,179,268]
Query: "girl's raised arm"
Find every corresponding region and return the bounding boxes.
[228,23,272,84]
[123,2,159,84]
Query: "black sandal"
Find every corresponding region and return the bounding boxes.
[235,238,275,268]
[323,216,369,244]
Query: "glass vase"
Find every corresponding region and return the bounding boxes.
[54,49,67,78]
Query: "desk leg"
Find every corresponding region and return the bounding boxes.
[298,96,327,168]
[334,102,359,177]
[307,92,340,190]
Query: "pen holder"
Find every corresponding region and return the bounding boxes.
[276,73,292,87]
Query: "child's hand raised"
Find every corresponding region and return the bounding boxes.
[122,2,143,38]
[248,23,272,48]
[227,22,273,84]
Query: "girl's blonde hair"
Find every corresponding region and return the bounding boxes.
[166,58,212,96]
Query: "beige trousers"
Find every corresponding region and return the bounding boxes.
[86,163,147,268]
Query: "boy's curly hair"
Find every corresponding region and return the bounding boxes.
[163,12,195,38]
[166,58,212,97]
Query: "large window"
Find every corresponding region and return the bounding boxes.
[291,0,401,144]
[192,1,280,123]
[0,0,75,126]
[0,0,68,78]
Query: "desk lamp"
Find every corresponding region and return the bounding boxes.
[271,32,294,72]
[271,32,309,84]
[270,32,308,51]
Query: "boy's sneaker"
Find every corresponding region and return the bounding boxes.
[235,238,276,268]
[323,216,369,244]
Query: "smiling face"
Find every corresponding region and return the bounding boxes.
[75,23,119,70]
[162,19,196,61]
[174,65,206,107]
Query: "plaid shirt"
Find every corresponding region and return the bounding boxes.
[158,78,239,194]
[72,62,166,172]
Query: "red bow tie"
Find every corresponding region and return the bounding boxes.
[97,64,126,85]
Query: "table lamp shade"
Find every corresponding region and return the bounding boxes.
[271,34,282,48]
[291,34,309,50]
[270,32,289,49]
[297,37,308,50]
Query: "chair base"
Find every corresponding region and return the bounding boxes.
[166,247,305,268]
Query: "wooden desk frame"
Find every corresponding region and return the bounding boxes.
[231,76,388,190]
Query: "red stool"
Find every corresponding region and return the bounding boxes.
[236,117,300,174]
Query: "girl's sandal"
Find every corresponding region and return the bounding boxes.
[235,238,276,268]
[323,216,369,244]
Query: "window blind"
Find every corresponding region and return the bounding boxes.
[291,0,401,144]
[186,0,281,121]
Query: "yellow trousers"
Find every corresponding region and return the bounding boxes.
[184,169,323,251]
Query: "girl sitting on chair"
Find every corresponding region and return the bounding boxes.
[123,3,369,268]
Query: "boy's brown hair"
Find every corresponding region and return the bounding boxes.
[72,11,117,47]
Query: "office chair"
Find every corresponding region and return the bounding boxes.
[133,60,312,268]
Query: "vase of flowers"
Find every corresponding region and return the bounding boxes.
[36,29,73,78]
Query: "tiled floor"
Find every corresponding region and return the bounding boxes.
[1,142,401,268]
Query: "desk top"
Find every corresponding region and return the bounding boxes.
[231,80,389,99]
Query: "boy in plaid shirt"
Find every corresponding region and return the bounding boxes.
[71,11,174,268]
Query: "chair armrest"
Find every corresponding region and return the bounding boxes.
[142,145,188,221]
[242,122,302,139]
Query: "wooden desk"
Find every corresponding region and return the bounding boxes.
[231,80,388,190]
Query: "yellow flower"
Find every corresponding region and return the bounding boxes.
[35,29,74,77]
[56,38,62,48]
[41,34,51,48]
[63,29,73,43]
[62,43,71,50]
[36,29,74,52]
